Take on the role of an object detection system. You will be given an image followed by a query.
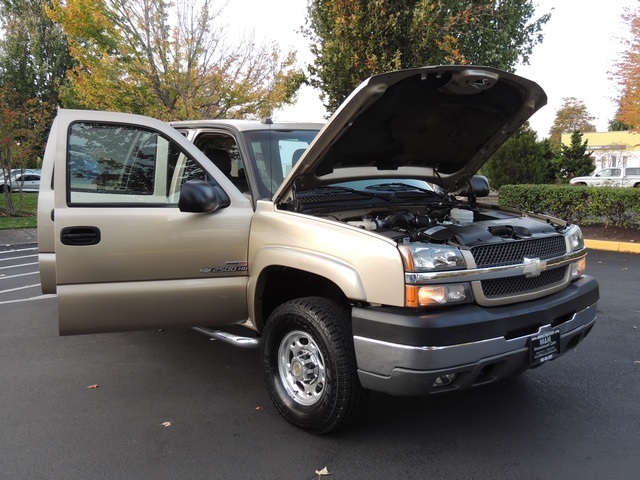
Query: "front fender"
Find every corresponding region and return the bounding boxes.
[247,202,407,329]
[247,246,367,327]
[252,246,367,300]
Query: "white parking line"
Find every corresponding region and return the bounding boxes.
[0,262,38,270]
[0,247,38,255]
[0,254,38,262]
[0,293,56,305]
[0,271,39,281]
[0,283,42,294]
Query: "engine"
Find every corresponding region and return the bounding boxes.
[344,206,562,248]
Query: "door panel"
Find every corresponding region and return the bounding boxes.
[57,277,248,334]
[49,110,252,334]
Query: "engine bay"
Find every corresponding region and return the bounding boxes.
[280,180,568,250]
[318,203,565,249]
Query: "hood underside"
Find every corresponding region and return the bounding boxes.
[275,66,546,203]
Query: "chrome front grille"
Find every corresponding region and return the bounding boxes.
[481,266,568,298]
[470,236,566,268]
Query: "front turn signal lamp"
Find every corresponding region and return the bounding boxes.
[405,283,473,307]
[570,257,587,280]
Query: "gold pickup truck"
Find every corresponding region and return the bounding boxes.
[38,66,599,433]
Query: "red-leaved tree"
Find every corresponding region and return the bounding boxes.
[614,7,640,129]
[0,88,51,213]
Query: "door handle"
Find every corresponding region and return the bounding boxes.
[60,226,101,246]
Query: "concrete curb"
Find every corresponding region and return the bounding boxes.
[585,239,640,254]
[0,228,38,247]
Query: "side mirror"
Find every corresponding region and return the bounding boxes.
[179,179,230,213]
[468,175,490,198]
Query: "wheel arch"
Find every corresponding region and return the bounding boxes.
[249,248,366,332]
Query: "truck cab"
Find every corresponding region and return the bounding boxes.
[38,114,321,333]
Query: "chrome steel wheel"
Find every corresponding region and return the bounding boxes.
[277,330,326,406]
[262,297,368,433]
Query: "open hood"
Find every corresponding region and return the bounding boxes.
[274,65,546,203]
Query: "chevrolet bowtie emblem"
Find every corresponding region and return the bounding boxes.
[523,257,546,278]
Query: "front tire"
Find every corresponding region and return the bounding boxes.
[262,297,367,434]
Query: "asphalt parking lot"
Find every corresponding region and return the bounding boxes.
[1,242,639,479]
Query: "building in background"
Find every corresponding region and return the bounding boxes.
[562,131,640,171]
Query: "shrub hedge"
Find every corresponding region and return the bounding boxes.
[498,185,640,228]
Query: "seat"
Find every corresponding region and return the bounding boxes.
[204,148,232,178]
[203,147,250,193]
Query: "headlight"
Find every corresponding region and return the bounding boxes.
[399,243,466,272]
[565,225,585,252]
[564,225,586,280]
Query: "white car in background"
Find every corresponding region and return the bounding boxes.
[569,167,640,188]
[0,170,41,193]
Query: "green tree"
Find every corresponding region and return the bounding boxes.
[482,125,550,189]
[48,0,305,120]
[0,0,72,104]
[0,0,73,161]
[608,118,632,131]
[548,97,596,145]
[304,0,550,112]
[538,138,559,184]
[551,131,595,182]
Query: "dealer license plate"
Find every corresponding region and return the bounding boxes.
[529,329,561,366]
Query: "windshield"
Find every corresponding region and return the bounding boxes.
[243,129,319,197]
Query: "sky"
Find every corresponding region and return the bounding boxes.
[219,0,638,138]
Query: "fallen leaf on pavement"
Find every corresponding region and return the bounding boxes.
[161,422,172,427]
[315,466,330,476]
[86,384,99,389]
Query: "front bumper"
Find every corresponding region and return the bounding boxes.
[352,275,599,395]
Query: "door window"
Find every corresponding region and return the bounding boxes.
[67,122,205,206]
[598,168,621,178]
